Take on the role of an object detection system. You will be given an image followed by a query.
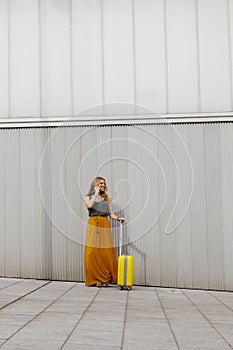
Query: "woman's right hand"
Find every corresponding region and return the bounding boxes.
[94,186,99,196]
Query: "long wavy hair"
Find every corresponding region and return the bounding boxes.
[86,177,109,201]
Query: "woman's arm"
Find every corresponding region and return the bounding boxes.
[84,186,99,208]
[84,195,97,208]
[108,198,125,223]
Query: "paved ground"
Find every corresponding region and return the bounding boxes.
[0,278,233,349]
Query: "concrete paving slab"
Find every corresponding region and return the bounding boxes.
[210,293,233,309]
[122,339,178,350]
[124,328,176,342]
[35,311,82,324]
[66,329,122,347]
[77,319,124,332]
[0,279,24,290]
[46,301,92,314]
[82,310,125,322]
[211,323,233,347]
[22,282,76,301]
[14,321,76,341]
[0,279,233,349]
[0,339,63,350]
[0,324,26,339]
[63,344,121,350]
[0,300,52,316]
[0,280,48,297]
[0,314,33,326]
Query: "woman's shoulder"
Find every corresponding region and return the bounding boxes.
[106,195,111,202]
[102,195,111,202]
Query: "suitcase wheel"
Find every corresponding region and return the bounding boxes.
[118,286,132,291]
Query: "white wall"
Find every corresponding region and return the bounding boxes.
[0,0,232,118]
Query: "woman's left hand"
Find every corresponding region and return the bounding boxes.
[118,217,125,223]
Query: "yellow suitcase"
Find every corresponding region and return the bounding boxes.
[118,255,134,290]
[117,223,134,290]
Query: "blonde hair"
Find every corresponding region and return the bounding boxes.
[86,177,109,201]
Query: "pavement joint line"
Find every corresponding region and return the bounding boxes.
[120,289,129,350]
[0,281,77,348]
[154,287,180,350]
[0,279,25,291]
[181,289,233,349]
[0,280,51,312]
[208,291,233,312]
[59,287,101,349]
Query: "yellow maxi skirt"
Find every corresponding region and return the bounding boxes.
[84,216,118,286]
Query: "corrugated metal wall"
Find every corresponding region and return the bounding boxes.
[0,0,233,118]
[0,122,233,291]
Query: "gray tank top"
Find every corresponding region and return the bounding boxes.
[88,199,109,217]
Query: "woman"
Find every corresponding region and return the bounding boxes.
[84,177,125,287]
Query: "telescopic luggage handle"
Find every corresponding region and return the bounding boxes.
[119,222,123,257]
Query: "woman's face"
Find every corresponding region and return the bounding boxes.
[97,179,106,193]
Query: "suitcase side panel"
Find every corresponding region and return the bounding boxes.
[117,255,125,286]
[126,256,134,286]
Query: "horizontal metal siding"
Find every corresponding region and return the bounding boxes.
[0,122,233,291]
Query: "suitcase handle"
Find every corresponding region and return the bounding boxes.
[119,222,123,256]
